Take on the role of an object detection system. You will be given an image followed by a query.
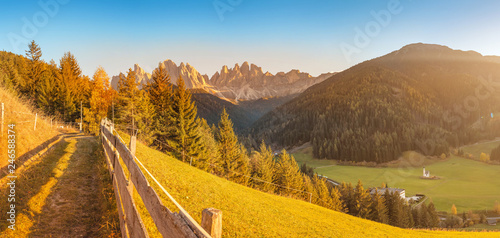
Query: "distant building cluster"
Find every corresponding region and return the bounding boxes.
[369,187,406,200]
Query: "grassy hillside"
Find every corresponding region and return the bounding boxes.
[293,143,500,212]
[123,134,499,237]
[0,86,58,168]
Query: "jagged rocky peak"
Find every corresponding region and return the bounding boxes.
[208,62,335,100]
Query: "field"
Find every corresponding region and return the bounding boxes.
[122,133,499,237]
[292,142,500,213]
[460,223,499,232]
[461,139,500,159]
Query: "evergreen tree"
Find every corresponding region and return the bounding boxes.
[116,69,141,129]
[195,119,221,173]
[25,40,44,97]
[144,63,173,149]
[275,150,303,197]
[339,182,356,214]
[369,189,389,224]
[330,186,346,212]
[427,202,441,228]
[253,141,276,192]
[217,108,250,184]
[169,75,202,161]
[37,70,58,115]
[354,180,372,218]
[115,68,155,142]
[312,175,332,206]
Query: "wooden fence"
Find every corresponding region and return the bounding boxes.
[100,118,219,238]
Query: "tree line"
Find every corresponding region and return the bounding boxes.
[491,144,500,162]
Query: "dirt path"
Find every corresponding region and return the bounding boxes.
[25,135,101,237]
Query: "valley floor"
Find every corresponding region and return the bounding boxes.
[293,140,500,213]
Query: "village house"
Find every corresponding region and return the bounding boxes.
[369,187,406,200]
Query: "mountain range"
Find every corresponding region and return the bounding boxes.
[111,60,334,130]
[111,60,333,101]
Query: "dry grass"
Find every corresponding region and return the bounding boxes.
[0,86,58,168]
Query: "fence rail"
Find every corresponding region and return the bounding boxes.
[100,118,215,238]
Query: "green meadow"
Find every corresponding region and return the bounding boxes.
[293,141,500,213]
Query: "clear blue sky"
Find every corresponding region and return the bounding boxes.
[1,0,500,78]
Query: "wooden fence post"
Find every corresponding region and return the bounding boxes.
[130,134,137,156]
[34,113,37,131]
[201,208,222,238]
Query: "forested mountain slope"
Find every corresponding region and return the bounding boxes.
[251,43,500,162]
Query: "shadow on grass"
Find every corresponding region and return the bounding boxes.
[0,132,80,179]
[0,138,71,235]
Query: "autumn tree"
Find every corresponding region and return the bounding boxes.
[83,66,113,134]
[480,152,490,162]
[451,204,457,215]
[58,52,87,121]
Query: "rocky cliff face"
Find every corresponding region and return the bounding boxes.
[111,60,334,101]
[111,64,152,89]
[111,60,211,90]
[209,62,334,100]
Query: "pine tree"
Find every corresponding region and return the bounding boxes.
[217,108,250,184]
[385,190,405,227]
[339,182,356,214]
[195,119,221,173]
[116,69,141,129]
[427,202,440,228]
[169,75,202,161]
[253,141,276,192]
[144,63,173,148]
[25,40,44,97]
[37,71,58,115]
[312,175,332,206]
[370,189,389,224]
[58,52,84,121]
[330,186,346,212]
[354,180,372,218]
[275,150,303,197]
[404,205,415,228]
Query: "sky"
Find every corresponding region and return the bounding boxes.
[1,0,500,78]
